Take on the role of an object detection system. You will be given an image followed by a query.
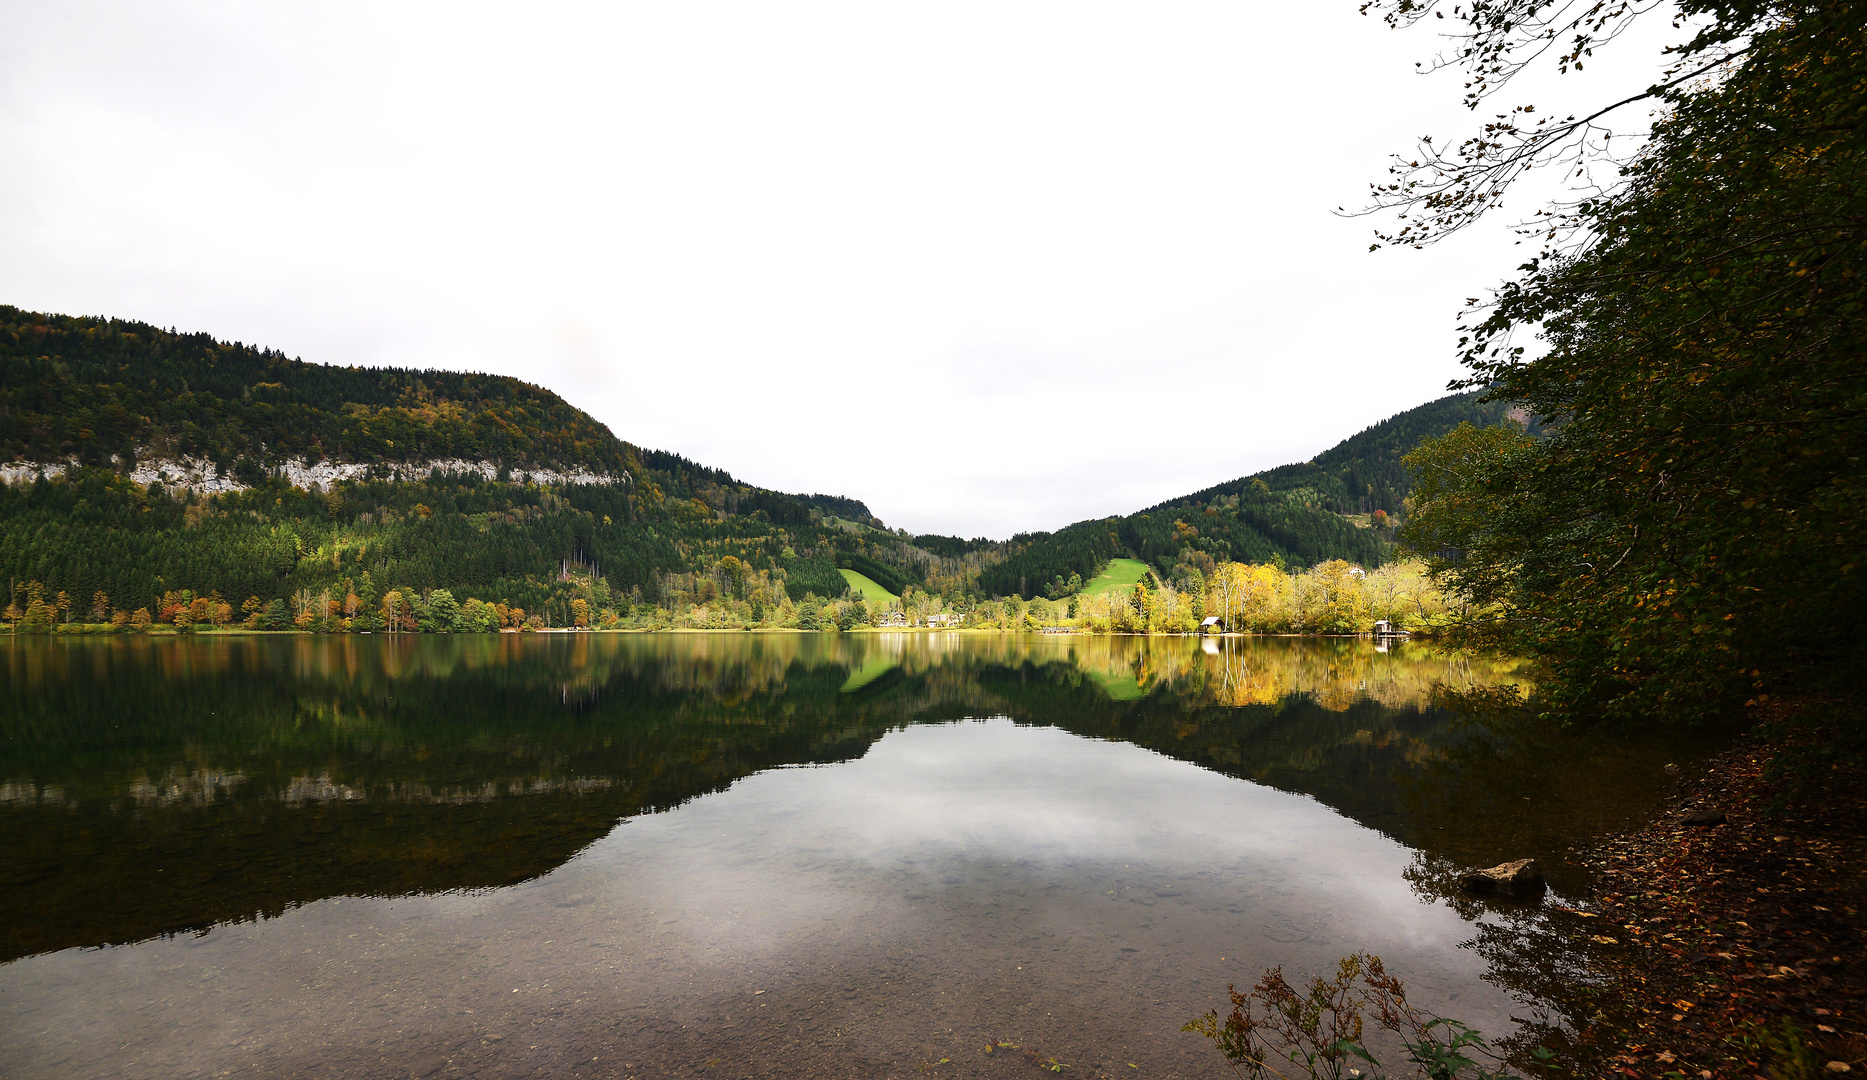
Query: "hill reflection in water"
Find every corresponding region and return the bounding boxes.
[1,632,1704,963]
[0,633,1722,1079]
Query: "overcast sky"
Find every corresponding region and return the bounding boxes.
[0,1,1674,538]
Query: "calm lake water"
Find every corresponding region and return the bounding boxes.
[0,633,1714,1079]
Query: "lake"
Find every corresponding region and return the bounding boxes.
[0,633,1712,1078]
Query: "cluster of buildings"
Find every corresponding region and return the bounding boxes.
[871,611,965,629]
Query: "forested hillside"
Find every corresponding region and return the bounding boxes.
[0,307,628,476]
[1155,392,1520,517]
[0,308,1523,623]
[978,391,1518,600]
[0,308,970,629]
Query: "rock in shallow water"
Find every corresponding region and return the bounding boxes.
[1457,859,1547,899]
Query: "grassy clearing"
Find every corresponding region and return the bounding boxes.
[821,516,874,534]
[838,568,897,605]
[1079,558,1151,598]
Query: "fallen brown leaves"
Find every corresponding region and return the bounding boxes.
[1567,704,1867,1078]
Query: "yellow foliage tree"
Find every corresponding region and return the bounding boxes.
[1297,560,1372,633]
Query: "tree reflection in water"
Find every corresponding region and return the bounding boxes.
[1,632,1726,1060]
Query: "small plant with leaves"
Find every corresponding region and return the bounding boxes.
[1184,953,1536,1079]
[1726,1018,1824,1080]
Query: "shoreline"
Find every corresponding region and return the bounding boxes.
[5,625,1423,639]
[1559,705,1866,1077]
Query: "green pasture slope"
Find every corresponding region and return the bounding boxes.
[1080,558,1151,598]
[839,568,898,606]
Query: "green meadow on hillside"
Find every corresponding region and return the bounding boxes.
[1079,558,1151,598]
[838,568,897,606]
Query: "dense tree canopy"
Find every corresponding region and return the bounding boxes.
[0,307,631,474]
[1397,0,1867,719]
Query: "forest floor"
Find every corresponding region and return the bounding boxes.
[1562,701,1867,1079]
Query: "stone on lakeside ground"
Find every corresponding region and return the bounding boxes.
[1457,858,1547,899]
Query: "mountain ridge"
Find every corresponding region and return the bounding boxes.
[0,306,1515,616]
[1148,391,1517,517]
[0,306,631,478]
[975,390,1518,599]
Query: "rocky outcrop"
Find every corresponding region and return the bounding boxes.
[0,456,622,493]
[1457,858,1547,899]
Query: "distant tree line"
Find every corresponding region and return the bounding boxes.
[795,493,881,526]
[909,534,996,560]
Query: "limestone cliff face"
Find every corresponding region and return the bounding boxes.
[0,455,624,493]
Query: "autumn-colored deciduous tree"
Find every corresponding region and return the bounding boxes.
[717,556,744,600]
[1298,561,1373,634]
[20,582,53,633]
[1143,586,1199,633]
[1236,564,1289,630]
[1363,561,1444,630]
